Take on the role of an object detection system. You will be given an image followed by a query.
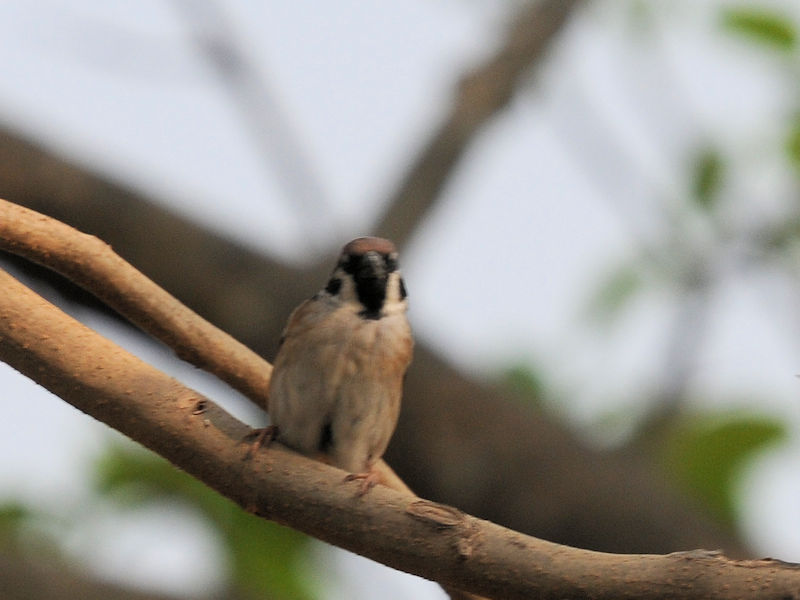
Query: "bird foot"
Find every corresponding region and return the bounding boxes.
[344,469,382,496]
[244,425,278,459]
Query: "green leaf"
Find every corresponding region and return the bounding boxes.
[585,264,642,324]
[691,148,724,210]
[0,502,32,545]
[764,217,800,250]
[0,502,65,559]
[722,8,797,51]
[225,509,317,600]
[660,413,786,527]
[502,364,545,407]
[0,503,30,528]
[95,445,318,600]
[785,117,800,172]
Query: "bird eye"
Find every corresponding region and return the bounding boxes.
[384,254,398,272]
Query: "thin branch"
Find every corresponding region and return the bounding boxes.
[375,0,583,248]
[2,264,800,599]
[169,0,333,235]
[0,198,271,409]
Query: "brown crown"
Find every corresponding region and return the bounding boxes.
[342,237,397,256]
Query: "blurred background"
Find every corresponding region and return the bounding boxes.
[2,1,800,598]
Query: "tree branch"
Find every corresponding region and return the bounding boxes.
[1,236,799,599]
[168,0,332,229]
[0,198,271,408]
[376,0,583,248]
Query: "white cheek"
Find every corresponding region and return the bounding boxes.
[387,274,403,303]
[334,276,366,313]
[383,274,408,313]
[339,276,357,302]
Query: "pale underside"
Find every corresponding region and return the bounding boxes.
[268,296,412,473]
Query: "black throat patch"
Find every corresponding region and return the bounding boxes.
[340,251,394,320]
[355,276,387,320]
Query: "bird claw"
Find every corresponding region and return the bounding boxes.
[244,425,278,459]
[344,470,381,496]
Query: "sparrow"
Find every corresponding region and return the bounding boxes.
[262,237,413,493]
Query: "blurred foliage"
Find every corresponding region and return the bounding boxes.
[502,363,546,407]
[660,413,786,528]
[585,263,643,325]
[722,7,797,51]
[764,216,800,252]
[95,444,318,600]
[0,500,69,569]
[691,147,725,211]
[785,115,800,173]
[0,503,32,549]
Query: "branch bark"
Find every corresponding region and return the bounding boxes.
[1,208,799,599]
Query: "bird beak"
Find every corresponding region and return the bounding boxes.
[361,251,386,280]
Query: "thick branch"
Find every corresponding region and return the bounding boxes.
[1,267,799,599]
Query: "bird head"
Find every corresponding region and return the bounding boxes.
[324,237,407,319]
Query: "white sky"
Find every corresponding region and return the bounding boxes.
[2,1,800,598]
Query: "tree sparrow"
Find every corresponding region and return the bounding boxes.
[263,237,413,493]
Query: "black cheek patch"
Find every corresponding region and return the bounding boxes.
[340,256,358,275]
[325,277,342,295]
[399,278,407,300]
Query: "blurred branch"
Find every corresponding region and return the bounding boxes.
[651,271,714,420]
[0,128,304,347]
[0,253,798,599]
[376,0,583,249]
[0,552,187,600]
[169,0,332,233]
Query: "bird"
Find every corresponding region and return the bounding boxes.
[258,237,413,493]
